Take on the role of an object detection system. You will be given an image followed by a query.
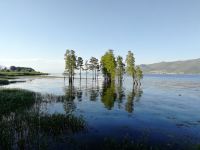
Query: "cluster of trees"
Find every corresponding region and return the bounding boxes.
[0,66,35,72]
[64,49,143,85]
[101,50,143,85]
[64,50,100,83]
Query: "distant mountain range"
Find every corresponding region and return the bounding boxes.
[140,58,200,74]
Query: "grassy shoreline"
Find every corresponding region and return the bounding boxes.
[0,71,48,76]
[0,71,48,85]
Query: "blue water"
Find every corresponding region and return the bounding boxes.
[2,74,200,149]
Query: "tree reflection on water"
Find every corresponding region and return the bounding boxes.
[101,81,143,112]
[0,80,144,149]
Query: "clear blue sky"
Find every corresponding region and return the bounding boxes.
[0,0,200,73]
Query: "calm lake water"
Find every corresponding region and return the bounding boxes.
[1,74,200,149]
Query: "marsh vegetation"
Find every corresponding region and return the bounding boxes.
[0,89,87,149]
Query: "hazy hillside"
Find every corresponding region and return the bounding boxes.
[140,58,200,74]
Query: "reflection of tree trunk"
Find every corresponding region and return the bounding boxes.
[95,69,96,80]
[125,84,135,113]
[92,70,94,80]
[86,70,87,80]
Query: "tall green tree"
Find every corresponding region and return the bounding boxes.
[116,56,125,81]
[64,49,77,83]
[89,57,99,80]
[135,66,143,85]
[125,51,136,84]
[77,57,83,80]
[100,50,116,82]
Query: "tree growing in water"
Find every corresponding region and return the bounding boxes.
[77,57,83,80]
[84,60,89,80]
[64,49,143,86]
[64,49,77,83]
[89,57,99,80]
[126,51,136,84]
[135,66,143,85]
[116,56,125,82]
[100,50,116,82]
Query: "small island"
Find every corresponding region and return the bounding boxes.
[0,66,48,85]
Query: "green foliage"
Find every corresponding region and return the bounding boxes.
[136,66,143,80]
[126,51,136,79]
[63,49,142,84]
[89,57,98,70]
[64,49,77,79]
[77,57,83,69]
[9,66,35,72]
[101,50,116,81]
[116,56,125,80]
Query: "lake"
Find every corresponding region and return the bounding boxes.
[1,74,200,150]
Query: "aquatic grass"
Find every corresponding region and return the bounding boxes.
[37,114,86,135]
[0,113,87,149]
[0,88,87,149]
[0,88,36,116]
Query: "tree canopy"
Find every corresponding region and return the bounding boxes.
[125,51,136,80]
[116,56,125,81]
[64,49,143,84]
[64,49,77,82]
[100,50,116,81]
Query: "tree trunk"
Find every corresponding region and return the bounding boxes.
[92,70,94,80]
[80,67,81,80]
